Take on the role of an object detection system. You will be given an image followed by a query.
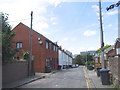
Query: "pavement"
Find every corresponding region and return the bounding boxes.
[3,67,114,89]
[84,66,114,89]
[3,71,56,89]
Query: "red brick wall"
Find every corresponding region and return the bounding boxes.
[106,49,116,59]
[12,23,58,72]
[109,57,120,86]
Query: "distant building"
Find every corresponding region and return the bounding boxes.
[66,50,72,56]
[58,48,73,69]
[80,50,97,55]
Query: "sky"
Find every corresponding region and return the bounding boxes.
[0,0,119,54]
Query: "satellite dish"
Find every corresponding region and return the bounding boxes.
[38,38,40,40]
[39,41,43,45]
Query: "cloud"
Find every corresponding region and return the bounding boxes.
[50,17,57,21]
[52,22,57,25]
[91,5,104,16]
[106,10,118,15]
[105,24,112,29]
[83,30,96,37]
[50,17,58,25]
[62,37,76,42]
[92,5,99,10]
[48,0,62,7]
[38,21,49,29]
[87,23,98,28]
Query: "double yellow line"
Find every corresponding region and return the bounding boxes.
[83,67,92,90]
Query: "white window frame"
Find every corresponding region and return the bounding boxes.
[16,42,23,49]
[46,41,49,49]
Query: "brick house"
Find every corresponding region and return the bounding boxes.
[108,38,120,85]
[12,22,59,73]
[115,38,120,56]
[104,45,116,69]
[94,54,101,69]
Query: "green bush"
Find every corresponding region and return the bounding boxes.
[23,52,29,60]
[111,84,120,89]
[85,61,95,66]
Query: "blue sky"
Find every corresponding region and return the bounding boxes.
[0,0,119,54]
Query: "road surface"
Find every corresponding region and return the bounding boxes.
[19,66,88,88]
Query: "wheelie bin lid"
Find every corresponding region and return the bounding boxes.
[96,67,102,69]
[100,69,110,72]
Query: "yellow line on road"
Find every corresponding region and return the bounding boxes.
[83,67,92,90]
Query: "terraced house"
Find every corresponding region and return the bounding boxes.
[58,47,73,69]
[12,23,59,73]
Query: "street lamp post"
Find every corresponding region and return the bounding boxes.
[28,11,33,76]
[99,0,105,69]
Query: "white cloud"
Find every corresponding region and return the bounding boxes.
[62,37,76,42]
[96,12,99,16]
[50,17,58,25]
[38,21,49,29]
[92,5,99,10]
[50,17,57,21]
[106,10,118,15]
[83,30,96,37]
[48,0,62,7]
[33,21,50,35]
[52,22,57,25]
[86,23,98,28]
[105,24,112,29]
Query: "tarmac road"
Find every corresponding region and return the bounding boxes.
[18,66,88,88]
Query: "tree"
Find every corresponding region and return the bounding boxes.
[75,55,85,65]
[23,51,29,60]
[97,44,111,53]
[74,53,94,65]
[2,13,17,64]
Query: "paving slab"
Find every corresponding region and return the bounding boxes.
[2,71,55,89]
[85,67,115,89]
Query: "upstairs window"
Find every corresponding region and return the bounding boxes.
[46,41,49,49]
[16,42,23,49]
[49,43,52,50]
[56,47,58,52]
[53,45,56,51]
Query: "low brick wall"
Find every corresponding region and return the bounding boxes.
[109,57,120,85]
[2,61,29,85]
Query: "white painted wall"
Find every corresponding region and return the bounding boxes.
[59,50,73,67]
[69,57,72,65]
[63,52,67,65]
[58,50,63,65]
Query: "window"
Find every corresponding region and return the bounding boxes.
[116,48,120,55]
[46,41,49,49]
[54,45,56,51]
[56,47,58,52]
[16,42,23,48]
[49,43,52,50]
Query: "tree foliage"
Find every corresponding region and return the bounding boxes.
[97,44,111,53]
[75,53,94,65]
[23,51,29,60]
[2,13,17,64]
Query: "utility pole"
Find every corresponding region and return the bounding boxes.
[29,11,33,76]
[86,51,88,67]
[98,0,105,68]
[0,12,2,90]
[117,2,120,39]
